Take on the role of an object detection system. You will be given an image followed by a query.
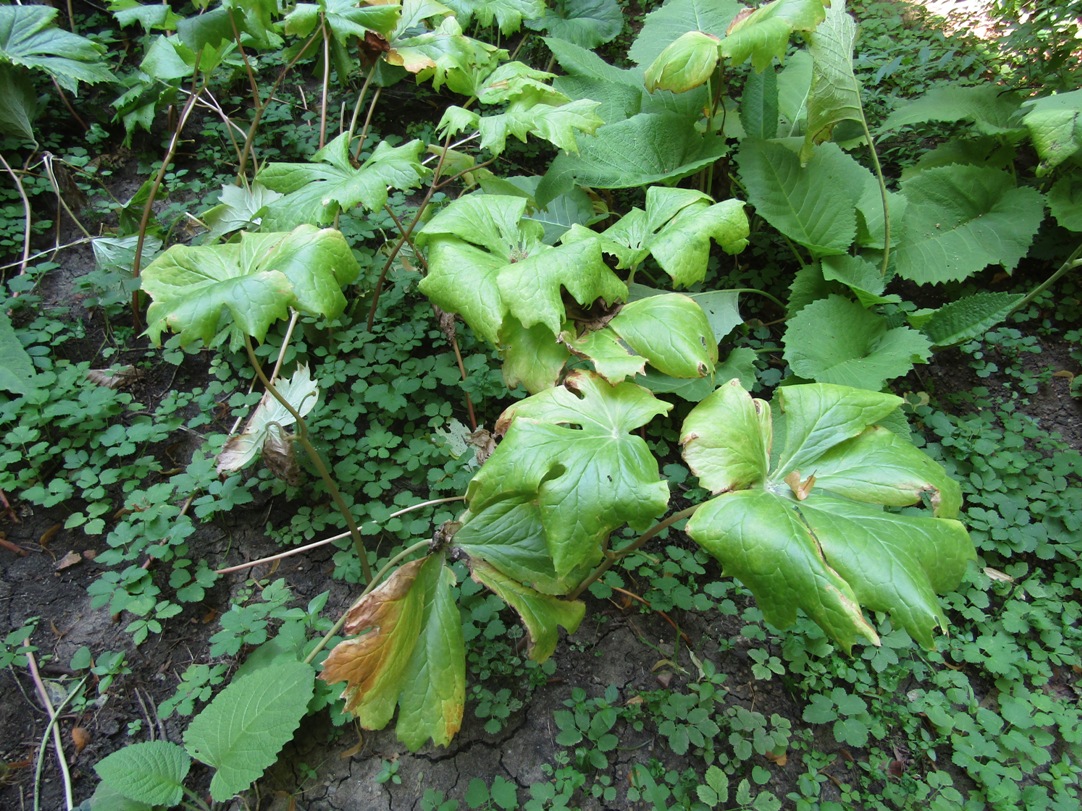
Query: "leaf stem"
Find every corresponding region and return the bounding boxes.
[304,539,433,665]
[861,117,891,277]
[569,505,701,601]
[1009,243,1082,316]
[243,335,373,583]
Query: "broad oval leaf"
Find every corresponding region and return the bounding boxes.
[183,661,315,802]
[608,293,718,378]
[681,378,772,493]
[628,0,741,67]
[141,226,359,346]
[94,741,191,807]
[526,0,624,49]
[644,30,720,94]
[1021,89,1082,173]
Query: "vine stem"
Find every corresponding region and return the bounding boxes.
[243,335,373,583]
[569,505,701,601]
[1009,244,1082,316]
[215,496,464,575]
[304,539,433,666]
[26,642,86,811]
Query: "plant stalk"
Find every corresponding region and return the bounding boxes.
[1009,244,1082,316]
[243,335,373,582]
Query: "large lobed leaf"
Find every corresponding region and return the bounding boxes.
[321,554,466,750]
[720,0,827,72]
[466,371,671,577]
[801,0,863,162]
[682,381,974,650]
[141,226,359,346]
[0,5,113,92]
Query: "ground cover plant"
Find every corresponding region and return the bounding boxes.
[0,0,1079,808]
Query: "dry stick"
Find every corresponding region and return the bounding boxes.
[0,152,33,283]
[25,643,85,811]
[215,496,465,575]
[319,19,331,149]
[42,153,91,238]
[304,538,433,666]
[130,77,206,325]
[354,85,383,161]
[49,77,90,133]
[0,238,92,273]
[236,30,322,182]
[345,71,376,152]
[243,335,373,583]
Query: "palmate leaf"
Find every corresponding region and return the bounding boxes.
[783,295,932,390]
[597,186,749,286]
[526,0,624,49]
[894,165,1045,284]
[257,133,429,229]
[467,371,671,577]
[442,0,544,35]
[320,554,466,750]
[141,225,359,346]
[628,0,741,67]
[608,293,718,379]
[469,560,586,660]
[283,0,401,42]
[386,15,504,96]
[0,5,113,93]
[720,0,827,72]
[683,381,974,650]
[184,662,315,801]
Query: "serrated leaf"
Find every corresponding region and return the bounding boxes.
[467,371,671,577]
[608,293,718,378]
[820,255,898,307]
[628,0,741,67]
[394,558,465,750]
[386,16,503,96]
[736,139,865,255]
[87,778,155,811]
[741,67,779,140]
[141,226,359,346]
[0,5,113,93]
[537,112,729,203]
[183,662,314,802]
[470,559,585,660]
[879,83,1024,137]
[283,0,401,41]
[442,0,543,35]
[801,0,863,162]
[1021,89,1082,173]
[92,234,163,272]
[681,378,772,493]
[0,310,37,396]
[446,96,604,155]
[258,134,429,229]
[720,0,827,72]
[545,35,642,86]
[894,165,1045,284]
[1049,174,1082,232]
[526,0,623,49]
[94,741,191,807]
[783,295,932,390]
[0,63,38,143]
[218,365,320,474]
[921,292,1023,347]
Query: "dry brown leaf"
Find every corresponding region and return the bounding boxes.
[39,524,62,547]
[55,551,82,571]
[70,727,91,753]
[86,366,142,389]
[765,751,788,767]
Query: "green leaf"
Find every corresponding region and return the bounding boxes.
[740,67,779,140]
[501,318,571,393]
[470,559,586,660]
[628,0,741,67]
[801,0,863,162]
[442,0,543,35]
[545,35,642,87]
[0,63,38,143]
[467,371,671,577]
[108,1,182,32]
[820,255,898,307]
[0,310,37,396]
[783,296,932,390]
[94,741,191,807]
[720,0,827,72]
[562,325,646,385]
[736,140,865,255]
[526,0,624,49]
[87,779,155,811]
[681,379,772,493]
[1049,173,1082,232]
[387,16,504,96]
[538,112,729,203]
[798,495,973,646]
[1021,89,1082,173]
[184,662,314,801]
[644,30,720,94]
[201,182,284,240]
[687,490,879,650]
[395,557,466,750]
[258,134,430,229]
[682,381,973,650]
[455,496,590,594]
[284,0,401,41]
[894,165,1045,284]
[879,83,1024,137]
[688,289,743,342]
[0,5,113,92]
[921,292,1024,347]
[608,293,718,378]
[141,226,360,346]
